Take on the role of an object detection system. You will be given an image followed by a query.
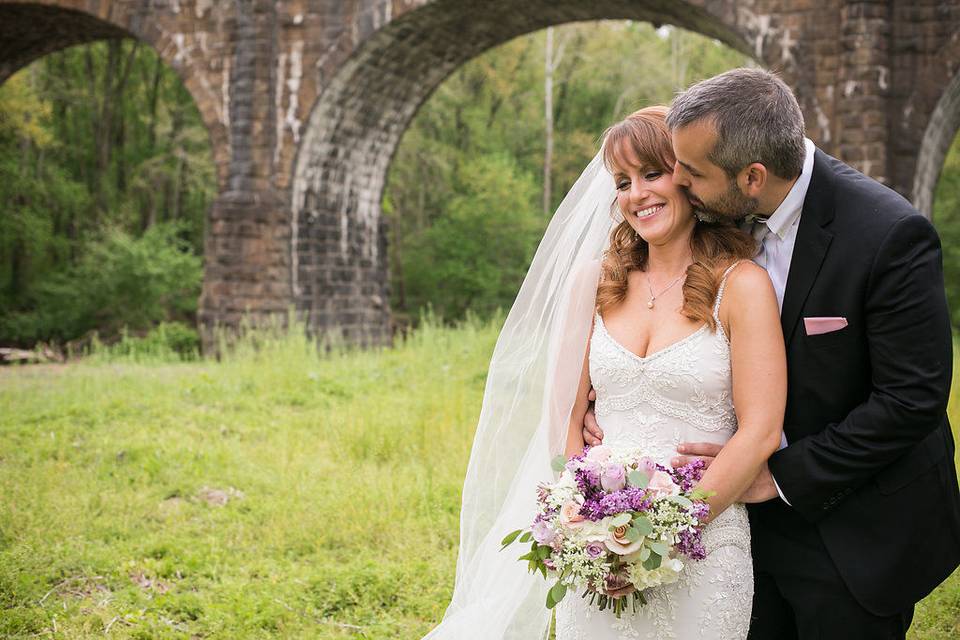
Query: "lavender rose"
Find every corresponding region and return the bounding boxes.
[532,519,557,545]
[600,463,626,492]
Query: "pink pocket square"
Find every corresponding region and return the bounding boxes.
[804,317,848,336]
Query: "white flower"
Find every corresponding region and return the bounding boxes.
[586,445,613,462]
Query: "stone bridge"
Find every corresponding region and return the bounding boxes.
[1,0,958,348]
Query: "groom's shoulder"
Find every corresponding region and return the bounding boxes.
[814,149,927,232]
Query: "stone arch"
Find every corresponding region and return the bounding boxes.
[291,0,756,345]
[912,68,960,219]
[0,1,229,187]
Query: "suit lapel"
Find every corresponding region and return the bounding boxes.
[780,150,836,346]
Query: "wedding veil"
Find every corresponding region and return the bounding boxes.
[422,150,617,639]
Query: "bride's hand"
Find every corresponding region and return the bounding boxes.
[582,388,604,446]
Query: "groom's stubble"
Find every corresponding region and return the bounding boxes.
[687,175,761,223]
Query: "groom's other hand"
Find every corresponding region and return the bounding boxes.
[739,464,778,503]
[582,388,604,446]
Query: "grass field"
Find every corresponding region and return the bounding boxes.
[1,318,957,638]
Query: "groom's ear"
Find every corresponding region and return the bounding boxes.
[737,162,768,197]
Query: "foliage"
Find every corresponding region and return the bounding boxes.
[0,41,213,347]
[86,321,201,363]
[385,23,750,322]
[934,137,960,331]
[401,153,543,319]
[0,320,956,638]
[0,223,201,345]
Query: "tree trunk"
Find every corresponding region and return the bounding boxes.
[671,28,688,91]
[146,53,163,153]
[543,27,554,215]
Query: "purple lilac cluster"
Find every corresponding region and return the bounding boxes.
[580,487,653,521]
[670,458,706,492]
[573,465,601,497]
[676,526,707,560]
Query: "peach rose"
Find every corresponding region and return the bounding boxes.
[604,524,644,555]
[559,501,586,528]
[646,470,680,497]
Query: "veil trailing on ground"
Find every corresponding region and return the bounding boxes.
[423,151,618,639]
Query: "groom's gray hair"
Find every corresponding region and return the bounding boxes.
[666,68,806,180]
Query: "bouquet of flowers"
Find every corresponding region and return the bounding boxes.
[501,445,711,617]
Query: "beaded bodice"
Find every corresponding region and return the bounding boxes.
[589,271,739,464]
[555,262,753,640]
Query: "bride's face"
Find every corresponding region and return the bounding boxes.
[612,143,695,248]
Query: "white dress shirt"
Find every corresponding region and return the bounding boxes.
[748,138,816,311]
[745,137,816,505]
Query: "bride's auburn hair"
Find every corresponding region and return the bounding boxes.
[597,106,756,330]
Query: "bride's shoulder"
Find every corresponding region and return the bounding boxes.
[718,260,778,315]
[719,259,767,282]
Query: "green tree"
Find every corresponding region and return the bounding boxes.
[0,41,213,347]
[933,135,960,330]
[402,154,543,320]
[385,21,749,322]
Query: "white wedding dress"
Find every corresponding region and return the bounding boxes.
[555,265,753,640]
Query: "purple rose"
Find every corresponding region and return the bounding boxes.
[585,542,605,559]
[532,519,557,545]
[600,464,626,492]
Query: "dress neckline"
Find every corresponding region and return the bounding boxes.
[594,312,708,363]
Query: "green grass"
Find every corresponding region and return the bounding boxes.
[0,319,957,638]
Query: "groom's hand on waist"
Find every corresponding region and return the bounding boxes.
[582,388,604,446]
[671,442,722,469]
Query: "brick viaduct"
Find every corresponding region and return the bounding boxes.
[1,1,958,348]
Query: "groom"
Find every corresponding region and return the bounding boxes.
[582,68,960,639]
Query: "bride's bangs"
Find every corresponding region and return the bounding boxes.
[601,107,675,177]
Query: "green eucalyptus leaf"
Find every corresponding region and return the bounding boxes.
[625,526,641,542]
[609,513,631,528]
[551,455,568,472]
[631,515,653,537]
[628,470,649,489]
[669,494,693,508]
[648,541,670,557]
[642,551,662,570]
[550,581,568,605]
[639,547,651,561]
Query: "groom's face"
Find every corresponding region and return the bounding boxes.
[670,119,758,221]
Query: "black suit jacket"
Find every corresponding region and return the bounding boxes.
[751,150,960,616]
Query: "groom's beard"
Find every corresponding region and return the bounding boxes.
[690,179,760,222]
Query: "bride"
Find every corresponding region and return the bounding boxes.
[422,106,786,640]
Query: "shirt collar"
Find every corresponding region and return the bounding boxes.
[764,137,815,240]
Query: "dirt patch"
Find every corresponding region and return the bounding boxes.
[195,486,245,507]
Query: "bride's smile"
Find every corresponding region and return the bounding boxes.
[611,141,695,249]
